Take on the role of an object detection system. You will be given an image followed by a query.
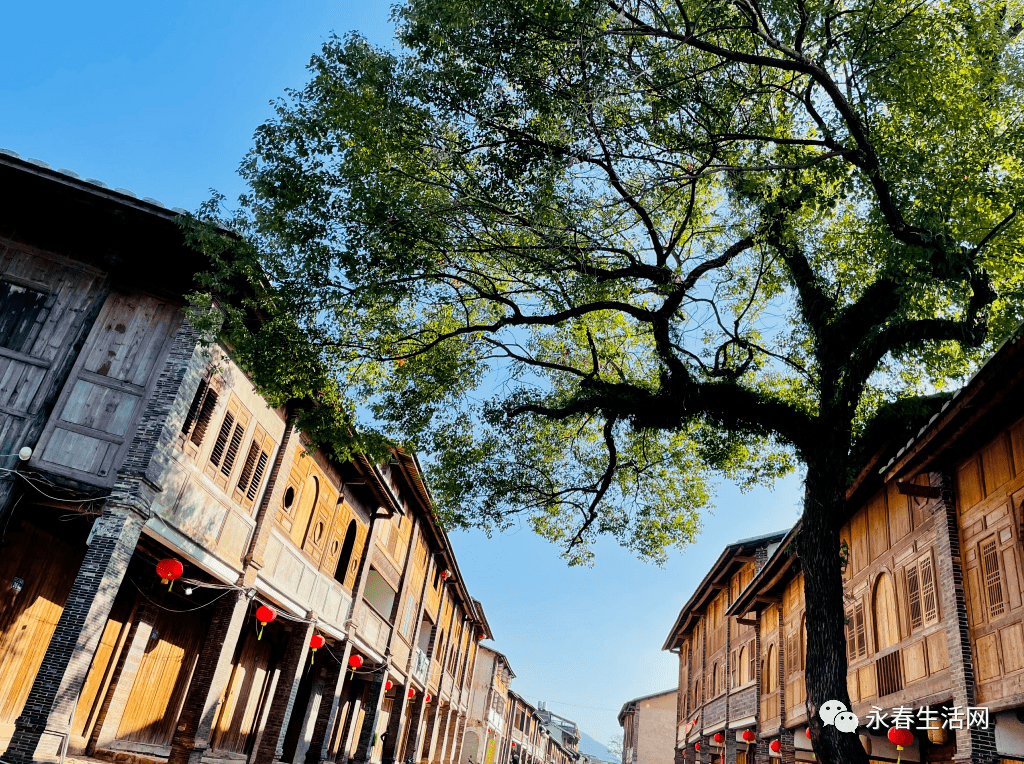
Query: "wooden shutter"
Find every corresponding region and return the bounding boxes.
[233,425,273,511]
[854,603,867,659]
[920,555,938,624]
[178,377,210,450]
[185,387,218,456]
[846,611,855,663]
[907,564,923,631]
[205,396,250,491]
[982,538,1005,619]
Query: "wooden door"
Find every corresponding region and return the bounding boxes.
[874,572,899,650]
[0,520,84,725]
[211,628,274,754]
[116,605,204,747]
[72,585,137,740]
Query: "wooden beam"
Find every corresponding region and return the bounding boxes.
[754,596,781,606]
[896,480,941,498]
[736,617,758,627]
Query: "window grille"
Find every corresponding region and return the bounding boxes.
[875,651,903,697]
[982,539,1005,619]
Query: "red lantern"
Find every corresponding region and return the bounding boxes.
[408,688,417,699]
[255,606,276,640]
[310,634,325,664]
[770,740,781,754]
[385,680,393,692]
[156,559,183,591]
[694,743,700,752]
[888,727,913,764]
[512,743,516,749]
[440,570,450,581]
[806,728,811,739]
[425,693,432,703]
[713,733,723,745]
[477,633,485,640]
[742,730,755,743]
[348,653,364,679]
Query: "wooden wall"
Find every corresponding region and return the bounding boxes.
[115,605,205,747]
[0,520,85,735]
[957,415,1024,704]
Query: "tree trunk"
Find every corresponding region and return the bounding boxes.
[798,458,870,764]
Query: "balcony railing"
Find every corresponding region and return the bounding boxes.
[413,648,430,682]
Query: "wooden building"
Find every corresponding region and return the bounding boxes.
[666,330,1024,763]
[0,149,489,764]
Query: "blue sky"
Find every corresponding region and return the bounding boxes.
[1,1,804,745]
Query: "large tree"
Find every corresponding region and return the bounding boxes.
[188,0,1024,760]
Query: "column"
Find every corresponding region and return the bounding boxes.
[351,668,389,764]
[252,618,317,764]
[401,692,430,764]
[307,642,352,764]
[381,681,411,764]
[1,498,148,764]
[335,678,366,764]
[450,714,467,764]
[938,470,998,762]
[420,702,445,764]
[168,590,250,764]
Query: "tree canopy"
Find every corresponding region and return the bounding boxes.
[191,0,1023,563]
[187,0,1024,759]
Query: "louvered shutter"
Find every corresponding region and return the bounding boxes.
[205,396,250,491]
[185,387,218,458]
[233,425,273,511]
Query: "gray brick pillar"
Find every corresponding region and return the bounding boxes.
[1,498,148,764]
[381,682,410,764]
[449,714,467,764]
[306,640,351,764]
[778,727,794,763]
[937,470,997,764]
[335,678,366,764]
[431,708,453,764]
[86,594,160,754]
[420,702,444,764]
[352,668,389,764]
[402,692,430,764]
[252,618,316,764]
[168,590,250,764]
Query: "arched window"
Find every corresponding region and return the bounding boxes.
[766,644,777,693]
[874,572,899,650]
[334,520,357,584]
[738,646,747,685]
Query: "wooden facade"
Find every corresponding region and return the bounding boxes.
[665,332,1024,763]
[0,151,488,764]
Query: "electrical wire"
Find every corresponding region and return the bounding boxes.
[126,574,237,613]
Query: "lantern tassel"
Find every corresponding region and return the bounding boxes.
[311,649,316,665]
[896,744,903,764]
[258,623,264,640]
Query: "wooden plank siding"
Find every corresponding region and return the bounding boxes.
[958,417,1024,704]
[32,291,183,486]
[0,520,85,732]
[211,628,276,755]
[116,605,205,747]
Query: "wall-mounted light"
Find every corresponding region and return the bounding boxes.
[10,577,24,593]
[149,629,160,641]
[184,587,194,596]
[18,447,32,461]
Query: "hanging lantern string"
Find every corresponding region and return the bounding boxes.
[125,575,237,614]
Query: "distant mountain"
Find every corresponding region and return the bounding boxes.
[578,731,614,761]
